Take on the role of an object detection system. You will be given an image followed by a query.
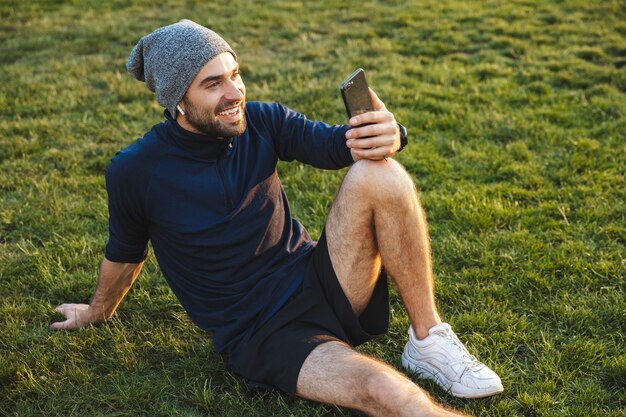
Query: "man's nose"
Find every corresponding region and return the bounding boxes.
[225,79,245,101]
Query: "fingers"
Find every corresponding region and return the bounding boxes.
[348,109,394,128]
[55,303,89,312]
[350,145,393,161]
[51,303,90,331]
[346,127,399,160]
[55,304,72,314]
[348,89,390,127]
[50,320,72,331]
[368,88,386,111]
[346,126,398,160]
[346,134,396,150]
[55,303,82,316]
[346,122,392,140]
[345,89,399,161]
[345,123,397,150]
[51,304,75,331]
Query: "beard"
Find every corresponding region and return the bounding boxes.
[182,97,247,138]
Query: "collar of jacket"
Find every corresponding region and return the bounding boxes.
[163,109,234,161]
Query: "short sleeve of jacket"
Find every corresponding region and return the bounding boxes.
[104,148,149,263]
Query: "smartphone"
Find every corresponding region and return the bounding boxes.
[340,68,374,120]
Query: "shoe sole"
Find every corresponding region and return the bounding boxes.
[401,351,504,399]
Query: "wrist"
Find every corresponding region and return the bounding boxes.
[85,304,109,324]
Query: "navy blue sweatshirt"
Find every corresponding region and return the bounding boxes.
[105,101,352,355]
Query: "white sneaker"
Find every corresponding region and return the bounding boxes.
[401,323,504,399]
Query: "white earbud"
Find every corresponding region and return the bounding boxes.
[177,105,186,116]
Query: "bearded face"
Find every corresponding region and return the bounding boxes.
[177,52,247,138]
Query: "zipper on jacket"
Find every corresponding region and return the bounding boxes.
[216,141,235,211]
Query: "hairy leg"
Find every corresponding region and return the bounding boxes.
[296,341,467,417]
[326,159,441,339]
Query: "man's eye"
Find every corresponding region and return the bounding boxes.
[232,71,241,80]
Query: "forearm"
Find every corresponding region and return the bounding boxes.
[87,258,144,323]
[282,122,353,169]
[272,103,353,169]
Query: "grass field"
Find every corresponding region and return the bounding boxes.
[1,0,624,416]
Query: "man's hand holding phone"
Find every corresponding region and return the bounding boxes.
[340,68,401,161]
[345,88,401,161]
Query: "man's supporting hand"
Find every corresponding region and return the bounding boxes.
[50,258,145,331]
[345,88,401,161]
[50,303,97,331]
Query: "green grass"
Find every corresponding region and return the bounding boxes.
[1,0,624,415]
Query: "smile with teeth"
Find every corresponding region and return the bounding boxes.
[217,105,240,118]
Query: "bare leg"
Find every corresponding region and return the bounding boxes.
[296,160,501,409]
[297,341,467,417]
[325,159,441,339]
[295,160,473,414]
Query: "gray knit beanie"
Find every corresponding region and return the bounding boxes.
[127,19,237,117]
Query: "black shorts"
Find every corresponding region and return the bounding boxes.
[227,231,389,394]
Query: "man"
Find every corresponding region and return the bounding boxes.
[51,20,503,416]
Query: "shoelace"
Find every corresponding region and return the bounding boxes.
[440,327,484,372]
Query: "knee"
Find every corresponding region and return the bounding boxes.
[363,371,416,413]
[344,159,416,203]
[364,371,397,404]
